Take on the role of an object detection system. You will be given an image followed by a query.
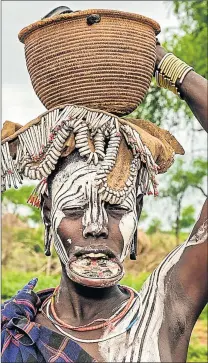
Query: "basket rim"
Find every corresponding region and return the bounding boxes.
[18,8,161,43]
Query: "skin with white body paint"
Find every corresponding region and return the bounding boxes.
[49,153,138,287]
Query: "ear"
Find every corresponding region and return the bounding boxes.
[41,192,52,226]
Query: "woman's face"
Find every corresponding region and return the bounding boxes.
[45,154,142,288]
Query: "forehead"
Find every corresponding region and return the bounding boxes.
[50,155,137,209]
[51,157,98,195]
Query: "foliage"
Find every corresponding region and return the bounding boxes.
[179,205,195,230]
[1,3,207,360]
[199,305,208,322]
[187,340,207,362]
[1,269,60,301]
[146,218,162,235]
[2,185,42,224]
[139,209,148,222]
[1,212,60,276]
[171,0,208,79]
[160,157,207,243]
[121,272,150,291]
[129,80,167,126]
[185,159,208,197]
[130,0,207,128]
[161,158,207,199]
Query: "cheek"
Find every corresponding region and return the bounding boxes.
[57,217,83,247]
[51,209,84,260]
[119,212,137,261]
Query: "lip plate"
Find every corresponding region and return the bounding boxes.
[67,265,124,288]
[67,246,124,288]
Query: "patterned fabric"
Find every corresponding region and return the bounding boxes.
[1,278,96,363]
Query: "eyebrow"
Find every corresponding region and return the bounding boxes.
[62,202,88,209]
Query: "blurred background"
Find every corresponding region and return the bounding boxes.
[2,1,207,362]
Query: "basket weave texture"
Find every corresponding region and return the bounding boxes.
[19,9,160,115]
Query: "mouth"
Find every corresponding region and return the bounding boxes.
[67,248,124,288]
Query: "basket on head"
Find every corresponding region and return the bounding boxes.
[18,9,160,116]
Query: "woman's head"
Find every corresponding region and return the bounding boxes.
[42,151,143,288]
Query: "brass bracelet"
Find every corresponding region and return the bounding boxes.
[164,58,178,77]
[169,59,184,79]
[172,64,188,84]
[157,53,172,70]
[162,56,178,75]
[155,53,194,97]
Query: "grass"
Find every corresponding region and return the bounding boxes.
[1,269,60,301]
[188,338,207,362]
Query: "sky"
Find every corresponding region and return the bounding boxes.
[2,1,179,125]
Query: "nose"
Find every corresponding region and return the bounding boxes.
[83,223,108,239]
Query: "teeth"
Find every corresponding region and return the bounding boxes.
[87,253,107,258]
[81,253,108,259]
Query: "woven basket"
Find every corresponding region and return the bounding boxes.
[19,9,160,116]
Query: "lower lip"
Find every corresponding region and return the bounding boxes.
[67,255,124,288]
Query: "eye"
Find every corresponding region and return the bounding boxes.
[62,207,84,219]
[106,204,129,217]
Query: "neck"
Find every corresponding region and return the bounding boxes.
[54,267,129,326]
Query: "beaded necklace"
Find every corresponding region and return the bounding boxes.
[41,285,134,332]
[42,285,139,344]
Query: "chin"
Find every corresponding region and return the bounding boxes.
[65,247,125,288]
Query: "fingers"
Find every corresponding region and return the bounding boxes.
[21,277,38,293]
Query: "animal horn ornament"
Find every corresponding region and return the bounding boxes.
[1,104,160,206]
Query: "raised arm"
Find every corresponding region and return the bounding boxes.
[155,44,208,132]
[176,199,207,314]
[154,44,208,318]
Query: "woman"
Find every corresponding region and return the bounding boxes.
[1,6,207,363]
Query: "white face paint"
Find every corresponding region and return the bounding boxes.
[119,188,138,261]
[48,152,138,269]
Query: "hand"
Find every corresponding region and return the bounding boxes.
[155,38,168,69]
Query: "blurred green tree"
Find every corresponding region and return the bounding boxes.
[139,210,148,222]
[171,0,208,79]
[160,157,207,243]
[2,185,41,224]
[130,0,207,128]
[178,205,195,230]
[147,218,162,235]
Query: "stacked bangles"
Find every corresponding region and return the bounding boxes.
[155,53,193,98]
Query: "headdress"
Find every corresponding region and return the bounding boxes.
[1,105,184,206]
[1,8,184,209]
